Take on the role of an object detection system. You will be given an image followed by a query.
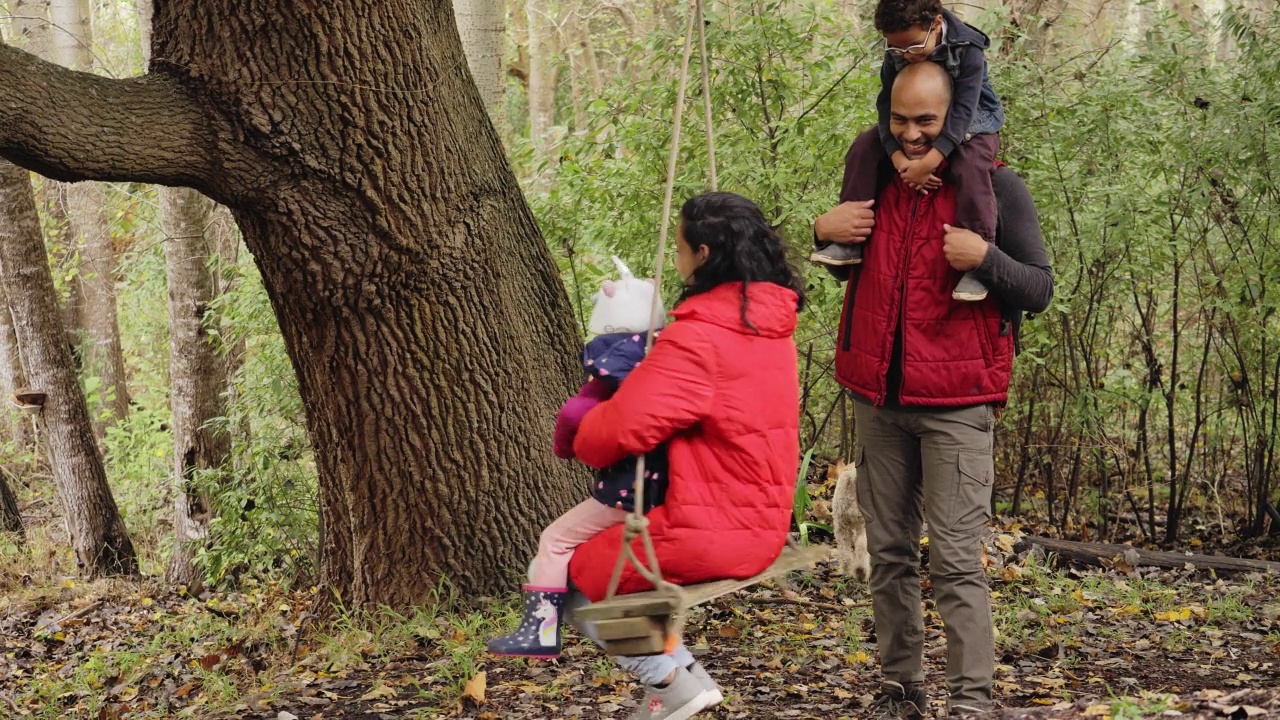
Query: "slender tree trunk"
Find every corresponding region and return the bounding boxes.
[136,0,232,593]
[0,288,33,450]
[50,0,131,429]
[0,467,22,540]
[579,29,602,94]
[6,0,48,456]
[160,187,230,590]
[453,0,506,114]
[0,0,584,608]
[526,0,558,151]
[0,161,136,577]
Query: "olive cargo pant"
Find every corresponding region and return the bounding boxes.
[853,401,996,708]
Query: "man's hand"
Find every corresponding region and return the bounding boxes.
[942,223,989,271]
[815,199,876,245]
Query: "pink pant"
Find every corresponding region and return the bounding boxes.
[528,499,628,589]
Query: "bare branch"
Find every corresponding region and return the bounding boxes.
[0,42,215,190]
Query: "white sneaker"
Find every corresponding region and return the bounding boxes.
[686,662,724,708]
[633,666,719,720]
[952,271,989,301]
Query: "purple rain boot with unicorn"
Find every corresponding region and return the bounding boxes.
[487,586,567,658]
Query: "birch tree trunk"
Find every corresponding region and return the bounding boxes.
[49,0,131,429]
[453,0,506,114]
[526,0,558,152]
[159,187,230,590]
[0,161,136,577]
[0,0,583,609]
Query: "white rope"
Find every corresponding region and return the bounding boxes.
[600,0,716,652]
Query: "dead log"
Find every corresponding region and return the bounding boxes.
[1016,535,1280,575]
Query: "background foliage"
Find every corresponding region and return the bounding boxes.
[3,0,1278,593]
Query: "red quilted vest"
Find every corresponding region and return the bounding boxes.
[835,176,1013,406]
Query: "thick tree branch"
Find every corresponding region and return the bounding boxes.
[0,42,215,189]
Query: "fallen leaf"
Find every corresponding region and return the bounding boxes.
[463,670,486,705]
[1223,706,1268,717]
[357,684,396,701]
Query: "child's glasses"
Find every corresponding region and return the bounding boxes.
[884,24,937,57]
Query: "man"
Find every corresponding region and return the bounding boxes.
[814,61,1053,718]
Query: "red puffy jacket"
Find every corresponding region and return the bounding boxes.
[569,282,800,601]
[836,175,1013,406]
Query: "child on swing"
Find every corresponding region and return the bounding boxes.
[811,0,1004,303]
[487,257,669,659]
[562,192,805,719]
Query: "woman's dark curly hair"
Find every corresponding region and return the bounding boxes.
[677,192,806,333]
[874,0,943,34]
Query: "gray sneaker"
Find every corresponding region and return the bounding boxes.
[952,271,988,301]
[947,700,991,717]
[633,666,719,720]
[685,662,723,708]
[810,242,864,266]
[867,680,927,720]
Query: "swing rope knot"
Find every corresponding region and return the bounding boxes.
[623,514,650,539]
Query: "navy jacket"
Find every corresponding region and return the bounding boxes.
[583,332,668,512]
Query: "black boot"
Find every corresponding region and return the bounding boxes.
[487,586,567,658]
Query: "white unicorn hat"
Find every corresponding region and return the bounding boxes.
[587,256,665,335]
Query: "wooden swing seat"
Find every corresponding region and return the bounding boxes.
[574,543,831,655]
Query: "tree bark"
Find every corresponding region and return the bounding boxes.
[49,0,131,428]
[0,466,22,540]
[0,0,584,609]
[0,161,136,577]
[453,0,506,114]
[526,0,559,151]
[136,0,232,593]
[3,0,47,453]
[0,287,33,450]
[160,186,230,591]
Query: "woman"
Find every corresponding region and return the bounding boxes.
[567,191,805,720]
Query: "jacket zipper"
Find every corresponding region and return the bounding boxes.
[840,269,859,352]
[878,191,920,405]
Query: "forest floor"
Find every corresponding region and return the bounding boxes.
[4,482,1280,718]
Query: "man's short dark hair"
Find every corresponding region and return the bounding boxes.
[874,0,944,34]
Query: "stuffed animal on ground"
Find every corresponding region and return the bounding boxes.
[832,460,871,580]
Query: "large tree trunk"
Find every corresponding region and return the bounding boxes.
[453,0,506,114]
[1,0,585,608]
[0,161,136,577]
[49,0,131,429]
[160,187,230,591]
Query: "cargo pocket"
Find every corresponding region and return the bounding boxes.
[946,450,994,533]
